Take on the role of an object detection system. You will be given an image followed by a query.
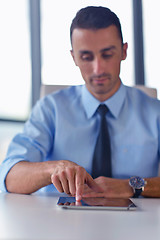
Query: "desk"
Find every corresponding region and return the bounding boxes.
[0,193,160,240]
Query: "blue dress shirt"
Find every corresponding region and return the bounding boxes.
[0,83,160,192]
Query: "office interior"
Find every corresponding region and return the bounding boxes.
[0,0,159,163]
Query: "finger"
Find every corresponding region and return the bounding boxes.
[59,171,70,194]
[70,202,75,206]
[64,202,70,206]
[75,201,82,206]
[86,174,103,193]
[75,167,85,201]
[66,168,76,196]
[51,174,64,193]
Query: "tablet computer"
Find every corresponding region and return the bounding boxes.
[57,197,137,211]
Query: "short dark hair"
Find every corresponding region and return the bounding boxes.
[70,6,123,45]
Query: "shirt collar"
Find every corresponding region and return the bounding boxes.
[82,83,126,119]
[82,85,100,118]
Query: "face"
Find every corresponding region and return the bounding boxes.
[71,26,128,102]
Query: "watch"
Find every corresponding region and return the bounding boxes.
[129,176,147,198]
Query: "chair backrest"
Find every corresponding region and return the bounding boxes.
[40,84,69,98]
[134,85,157,98]
[40,84,157,99]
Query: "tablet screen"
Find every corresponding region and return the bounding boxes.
[57,197,137,211]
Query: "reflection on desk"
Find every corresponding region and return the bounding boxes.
[0,192,160,240]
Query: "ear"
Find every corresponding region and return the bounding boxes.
[70,50,78,66]
[122,42,128,60]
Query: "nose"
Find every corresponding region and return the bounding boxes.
[92,57,105,76]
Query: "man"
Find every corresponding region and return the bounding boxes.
[0,6,160,200]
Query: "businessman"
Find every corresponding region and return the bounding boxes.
[1,6,160,201]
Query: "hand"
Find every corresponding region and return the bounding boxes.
[83,176,133,198]
[50,160,102,201]
[82,197,130,207]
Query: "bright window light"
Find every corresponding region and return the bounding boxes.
[143,0,160,98]
[0,0,31,120]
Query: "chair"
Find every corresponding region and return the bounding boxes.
[40,84,70,98]
[134,85,157,98]
[40,84,157,98]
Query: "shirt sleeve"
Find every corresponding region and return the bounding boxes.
[0,96,55,192]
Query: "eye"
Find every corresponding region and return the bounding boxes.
[102,53,113,59]
[80,53,94,61]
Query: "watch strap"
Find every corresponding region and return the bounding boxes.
[132,188,142,198]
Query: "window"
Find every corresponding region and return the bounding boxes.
[0,0,31,121]
[143,0,160,98]
[41,0,134,87]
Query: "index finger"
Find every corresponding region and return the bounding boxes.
[75,167,86,201]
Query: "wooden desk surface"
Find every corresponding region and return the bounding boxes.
[0,192,160,240]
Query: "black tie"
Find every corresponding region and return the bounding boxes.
[92,104,112,178]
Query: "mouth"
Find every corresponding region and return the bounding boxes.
[92,77,110,85]
[91,74,111,85]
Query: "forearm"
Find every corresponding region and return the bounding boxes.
[142,177,160,198]
[5,160,104,199]
[83,176,160,199]
[5,161,54,194]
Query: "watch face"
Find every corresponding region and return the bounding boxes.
[129,176,145,189]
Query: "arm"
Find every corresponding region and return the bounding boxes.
[142,177,160,197]
[5,161,53,194]
[6,160,101,201]
[82,176,160,198]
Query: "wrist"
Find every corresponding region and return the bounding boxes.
[44,161,58,184]
[129,176,147,198]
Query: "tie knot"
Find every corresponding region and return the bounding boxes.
[97,104,108,117]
